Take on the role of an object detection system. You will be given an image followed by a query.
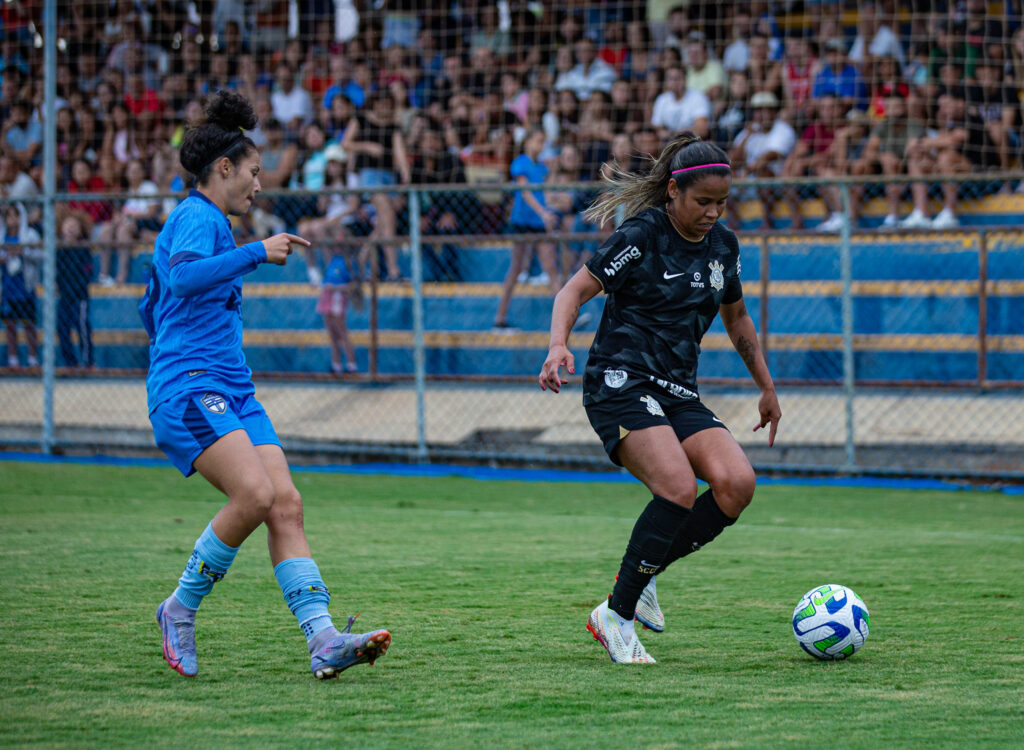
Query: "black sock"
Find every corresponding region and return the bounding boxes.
[660,488,737,573]
[608,495,691,620]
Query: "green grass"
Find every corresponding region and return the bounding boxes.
[1,461,1022,749]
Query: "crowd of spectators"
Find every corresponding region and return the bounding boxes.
[0,0,1022,293]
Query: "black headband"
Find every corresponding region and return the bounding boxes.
[204,131,247,169]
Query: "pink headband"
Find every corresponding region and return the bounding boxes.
[672,163,731,175]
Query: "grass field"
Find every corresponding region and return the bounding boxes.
[1,460,1022,748]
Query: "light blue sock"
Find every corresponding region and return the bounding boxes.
[274,557,336,642]
[172,522,239,611]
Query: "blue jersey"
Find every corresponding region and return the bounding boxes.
[139,190,266,413]
[323,254,352,286]
[509,153,548,228]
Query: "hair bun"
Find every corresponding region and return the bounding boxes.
[203,90,258,132]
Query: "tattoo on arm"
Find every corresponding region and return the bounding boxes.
[735,335,757,369]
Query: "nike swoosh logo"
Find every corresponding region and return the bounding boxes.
[712,417,723,423]
[663,271,686,280]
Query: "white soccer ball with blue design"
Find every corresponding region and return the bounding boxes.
[792,584,870,660]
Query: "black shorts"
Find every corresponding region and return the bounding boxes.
[1,296,36,322]
[505,223,546,235]
[585,386,727,466]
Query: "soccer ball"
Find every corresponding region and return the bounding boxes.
[792,584,870,661]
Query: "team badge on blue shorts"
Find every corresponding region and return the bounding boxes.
[201,393,227,414]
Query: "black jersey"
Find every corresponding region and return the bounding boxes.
[582,208,743,405]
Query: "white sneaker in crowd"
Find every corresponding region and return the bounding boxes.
[899,208,932,229]
[881,214,899,229]
[930,208,959,229]
[818,212,844,232]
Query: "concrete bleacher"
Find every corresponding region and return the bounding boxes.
[72,193,1024,384]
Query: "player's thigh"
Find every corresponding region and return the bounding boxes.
[196,393,283,500]
[617,425,699,506]
[681,427,756,516]
[193,428,273,501]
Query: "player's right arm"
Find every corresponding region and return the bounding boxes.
[539,267,602,393]
[168,207,309,295]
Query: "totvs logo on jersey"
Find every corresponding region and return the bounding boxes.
[792,584,870,660]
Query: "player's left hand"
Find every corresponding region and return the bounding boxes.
[753,387,781,447]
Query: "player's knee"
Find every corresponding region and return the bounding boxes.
[233,476,276,521]
[709,467,756,515]
[269,486,304,528]
[655,474,698,508]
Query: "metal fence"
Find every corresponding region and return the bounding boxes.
[2,174,1023,480]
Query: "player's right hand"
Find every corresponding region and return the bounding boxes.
[263,233,311,265]
[539,344,574,393]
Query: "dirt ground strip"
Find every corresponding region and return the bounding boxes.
[1,379,1022,452]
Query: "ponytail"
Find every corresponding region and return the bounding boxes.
[584,132,730,226]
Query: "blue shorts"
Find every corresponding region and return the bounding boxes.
[359,168,396,188]
[150,390,281,477]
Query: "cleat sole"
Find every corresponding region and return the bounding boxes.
[313,630,391,680]
[634,614,664,633]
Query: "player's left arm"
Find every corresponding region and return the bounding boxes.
[720,297,781,446]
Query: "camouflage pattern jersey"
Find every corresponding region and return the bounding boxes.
[582,207,743,406]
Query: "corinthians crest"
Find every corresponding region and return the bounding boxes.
[708,259,725,291]
[640,395,665,416]
[604,369,628,388]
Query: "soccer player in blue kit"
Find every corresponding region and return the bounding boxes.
[141,91,390,679]
[539,133,782,663]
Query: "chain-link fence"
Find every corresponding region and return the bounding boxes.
[2,0,1023,477]
[2,174,1023,479]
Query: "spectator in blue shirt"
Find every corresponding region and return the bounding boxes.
[2,99,42,168]
[494,128,561,329]
[812,38,869,112]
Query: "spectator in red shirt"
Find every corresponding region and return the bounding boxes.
[781,95,842,230]
[598,21,628,73]
[867,55,911,121]
[123,72,164,153]
[67,158,113,234]
[782,35,819,130]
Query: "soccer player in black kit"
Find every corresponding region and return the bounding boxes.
[539,132,781,663]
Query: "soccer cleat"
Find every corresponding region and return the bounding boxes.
[156,600,198,677]
[586,599,656,664]
[634,575,665,633]
[310,615,391,679]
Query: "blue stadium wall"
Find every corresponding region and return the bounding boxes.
[86,227,1024,384]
